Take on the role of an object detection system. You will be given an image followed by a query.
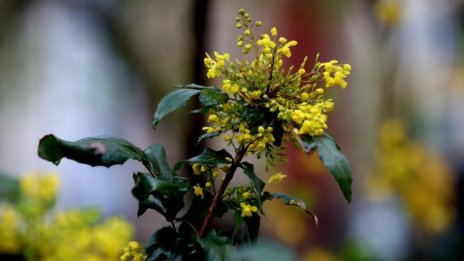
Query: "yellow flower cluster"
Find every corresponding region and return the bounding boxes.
[0,204,22,253]
[367,119,455,233]
[120,241,147,261]
[202,9,351,161]
[319,60,351,88]
[190,162,231,197]
[204,52,230,79]
[240,202,258,217]
[20,171,59,202]
[0,171,135,260]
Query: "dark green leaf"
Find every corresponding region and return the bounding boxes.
[233,211,244,226]
[188,148,233,165]
[244,214,260,243]
[266,192,318,225]
[0,173,20,203]
[174,148,232,173]
[302,133,352,203]
[243,106,266,123]
[146,227,181,261]
[241,162,265,212]
[38,135,147,167]
[199,229,234,261]
[271,122,285,146]
[144,143,172,179]
[197,132,221,145]
[152,88,201,129]
[131,172,189,221]
[176,83,211,90]
[199,88,229,109]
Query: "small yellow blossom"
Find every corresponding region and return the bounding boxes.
[208,114,218,122]
[268,172,287,183]
[192,164,202,175]
[240,203,258,217]
[193,184,204,199]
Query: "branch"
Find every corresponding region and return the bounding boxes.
[198,146,248,238]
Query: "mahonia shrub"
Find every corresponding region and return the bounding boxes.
[37,9,352,260]
[0,171,134,261]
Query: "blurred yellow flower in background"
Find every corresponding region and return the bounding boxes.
[367,119,455,233]
[0,171,135,261]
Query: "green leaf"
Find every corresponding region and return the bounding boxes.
[152,88,201,129]
[241,162,265,211]
[243,106,266,123]
[233,211,244,227]
[174,148,232,173]
[177,83,211,90]
[199,87,229,109]
[146,226,181,261]
[197,132,221,145]
[131,172,189,221]
[38,135,147,167]
[199,229,234,261]
[302,133,353,203]
[244,214,260,243]
[144,143,173,179]
[0,173,20,203]
[265,192,318,225]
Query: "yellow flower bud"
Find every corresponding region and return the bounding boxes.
[301,92,310,100]
[271,27,277,36]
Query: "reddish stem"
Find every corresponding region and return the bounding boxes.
[198,146,248,238]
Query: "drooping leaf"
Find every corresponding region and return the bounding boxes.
[131,172,189,221]
[152,88,201,129]
[144,143,173,179]
[0,173,20,203]
[264,192,318,226]
[199,87,229,109]
[173,148,232,173]
[241,162,265,211]
[38,135,147,167]
[302,133,352,203]
[145,226,181,261]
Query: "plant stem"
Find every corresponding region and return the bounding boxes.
[198,146,248,238]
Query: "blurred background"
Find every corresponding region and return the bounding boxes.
[0,0,463,260]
